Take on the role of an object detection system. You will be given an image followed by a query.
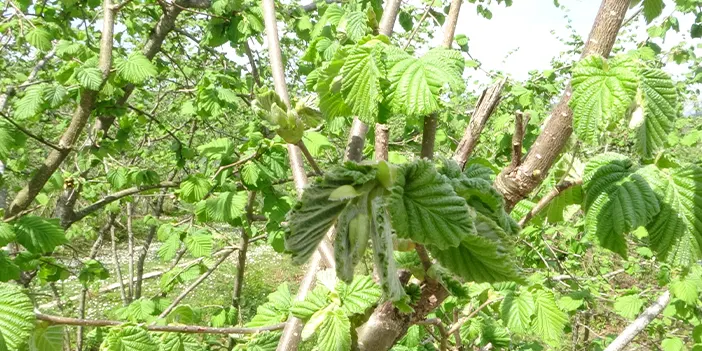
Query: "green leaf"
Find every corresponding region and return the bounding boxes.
[337,275,381,315]
[29,324,64,351]
[290,285,331,320]
[317,308,351,351]
[303,132,334,158]
[635,69,677,158]
[340,45,384,122]
[14,216,67,254]
[531,289,567,346]
[642,0,664,23]
[238,332,280,351]
[286,164,377,264]
[0,223,15,247]
[0,283,36,350]
[101,326,158,351]
[159,333,200,351]
[502,290,534,334]
[614,294,644,319]
[107,168,129,189]
[157,233,181,261]
[178,175,211,203]
[116,52,157,84]
[0,251,20,282]
[78,259,110,285]
[339,11,369,42]
[388,159,473,249]
[583,154,660,257]
[13,84,45,119]
[184,233,212,257]
[75,67,102,90]
[429,213,520,283]
[26,27,52,51]
[570,55,638,144]
[198,191,248,224]
[386,48,465,116]
[671,278,699,305]
[246,284,292,327]
[638,165,702,266]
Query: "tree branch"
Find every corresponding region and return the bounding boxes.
[446,297,504,336]
[452,78,507,168]
[0,113,64,151]
[67,181,179,228]
[517,179,582,227]
[36,313,284,334]
[603,290,671,351]
[509,111,529,170]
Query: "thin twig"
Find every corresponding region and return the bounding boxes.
[518,179,583,227]
[0,112,64,151]
[403,0,437,50]
[296,141,323,176]
[447,297,504,335]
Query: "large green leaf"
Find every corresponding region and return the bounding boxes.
[340,45,384,122]
[531,289,567,347]
[337,275,381,316]
[0,251,20,282]
[184,233,212,257]
[339,11,369,42]
[386,48,465,116]
[26,27,52,51]
[13,84,45,119]
[246,284,292,327]
[639,165,702,266]
[570,55,638,144]
[101,326,158,351]
[613,294,644,320]
[642,0,664,23]
[634,69,677,158]
[670,278,698,305]
[197,191,247,224]
[0,283,36,350]
[290,285,331,320]
[428,213,520,283]
[388,160,474,249]
[29,324,64,351]
[159,333,200,351]
[14,216,67,254]
[317,308,351,351]
[116,52,157,84]
[178,175,211,203]
[502,290,534,334]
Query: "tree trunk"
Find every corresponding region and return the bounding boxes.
[494,0,630,210]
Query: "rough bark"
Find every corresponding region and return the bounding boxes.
[494,0,630,209]
[603,290,671,351]
[345,117,369,161]
[452,78,507,168]
[5,0,115,220]
[374,123,390,161]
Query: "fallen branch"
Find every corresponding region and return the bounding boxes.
[36,313,284,335]
[603,290,671,351]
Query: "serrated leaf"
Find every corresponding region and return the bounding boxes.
[337,275,381,315]
[429,213,520,283]
[13,84,45,119]
[159,333,200,351]
[531,289,567,346]
[502,290,534,334]
[116,52,157,84]
[291,285,331,320]
[671,279,699,305]
[107,168,129,189]
[29,324,64,351]
[76,67,102,90]
[637,165,702,266]
[239,332,280,351]
[0,283,36,350]
[386,47,465,116]
[198,191,248,224]
[185,234,212,257]
[0,251,20,282]
[339,11,369,42]
[340,45,384,122]
[0,223,15,247]
[157,233,180,261]
[583,154,660,257]
[388,159,473,249]
[101,326,158,351]
[614,294,644,320]
[635,69,677,158]
[14,216,67,254]
[570,55,639,144]
[178,175,211,203]
[246,284,291,327]
[26,27,52,51]
[317,308,351,351]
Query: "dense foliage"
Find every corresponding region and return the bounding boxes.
[0,0,701,350]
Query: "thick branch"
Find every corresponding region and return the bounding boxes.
[36,313,284,334]
[495,0,630,209]
[5,0,116,220]
[509,111,529,170]
[603,290,671,351]
[452,78,507,168]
